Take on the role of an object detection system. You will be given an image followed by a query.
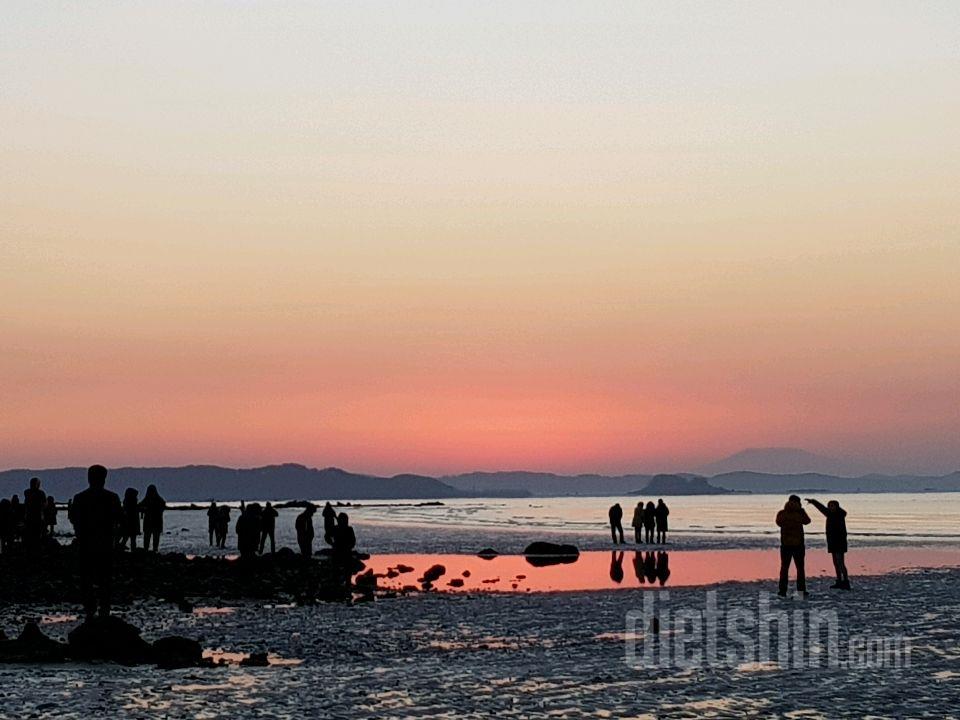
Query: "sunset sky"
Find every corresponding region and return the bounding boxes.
[2,2,958,475]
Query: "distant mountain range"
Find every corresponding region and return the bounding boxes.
[694,447,875,477]
[1,455,958,501]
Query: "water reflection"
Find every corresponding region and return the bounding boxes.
[360,547,960,593]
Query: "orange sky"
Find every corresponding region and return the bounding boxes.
[2,3,958,475]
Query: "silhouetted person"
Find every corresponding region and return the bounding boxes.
[119,488,140,550]
[643,501,656,543]
[0,499,12,553]
[608,503,624,544]
[10,494,24,543]
[140,485,166,552]
[236,503,262,560]
[609,550,625,584]
[655,551,671,586]
[70,465,121,618]
[655,499,669,544]
[807,497,850,589]
[43,496,58,538]
[295,505,316,557]
[23,477,46,550]
[322,502,336,545]
[215,505,231,548]
[632,550,645,584]
[643,550,657,583]
[631,501,644,543]
[331,512,356,561]
[207,501,218,545]
[259,501,278,554]
[776,495,811,597]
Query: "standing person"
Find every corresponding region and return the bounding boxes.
[236,503,262,560]
[806,498,850,589]
[23,477,46,549]
[776,495,811,598]
[140,484,166,552]
[608,503,625,544]
[331,512,356,560]
[321,502,337,545]
[259,501,278,554]
[119,488,140,550]
[655,499,670,544]
[295,505,316,558]
[207,501,218,546]
[10,495,24,543]
[631,501,645,543]
[43,496,58,538]
[0,499,12,553]
[643,501,656,543]
[70,465,121,619]
[216,505,231,548]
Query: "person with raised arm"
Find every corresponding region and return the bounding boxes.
[806,497,850,589]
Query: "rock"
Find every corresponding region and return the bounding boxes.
[462,570,471,577]
[523,542,580,567]
[394,564,414,574]
[0,622,67,663]
[67,616,154,665]
[152,636,203,669]
[418,564,446,584]
[354,569,377,589]
[240,651,270,667]
[447,578,464,588]
[476,548,499,559]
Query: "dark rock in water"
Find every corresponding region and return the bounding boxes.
[395,564,414,574]
[240,651,270,667]
[447,578,464,588]
[0,622,67,663]
[523,542,580,567]
[419,564,446,584]
[68,616,153,665]
[477,548,499,559]
[354,569,377,589]
[152,636,203,669]
[462,570,471,577]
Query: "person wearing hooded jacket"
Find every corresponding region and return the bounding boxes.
[806,497,850,589]
[776,495,811,597]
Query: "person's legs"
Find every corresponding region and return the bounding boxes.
[794,547,806,593]
[259,530,266,554]
[837,552,849,584]
[268,529,275,554]
[778,546,791,595]
[616,522,624,544]
[610,525,617,543]
[831,553,843,582]
[634,527,641,543]
[97,557,112,616]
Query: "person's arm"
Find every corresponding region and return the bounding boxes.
[806,498,829,517]
[801,509,811,525]
[775,510,784,527]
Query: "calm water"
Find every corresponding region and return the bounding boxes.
[336,493,960,541]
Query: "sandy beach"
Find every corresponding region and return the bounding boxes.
[2,518,958,719]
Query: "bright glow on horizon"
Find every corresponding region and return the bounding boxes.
[2,2,959,475]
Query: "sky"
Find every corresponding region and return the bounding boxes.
[2,2,958,476]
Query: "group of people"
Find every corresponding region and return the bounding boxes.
[607,499,670,545]
[0,478,59,553]
[776,494,850,596]
[117,485,168,552]
[293,502,356,560]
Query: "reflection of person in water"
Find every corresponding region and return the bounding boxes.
[609,550,625,584]
[632,551,645,584]
[608,503,625,544]
[655,551,670,586]
[643,551,658,584]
